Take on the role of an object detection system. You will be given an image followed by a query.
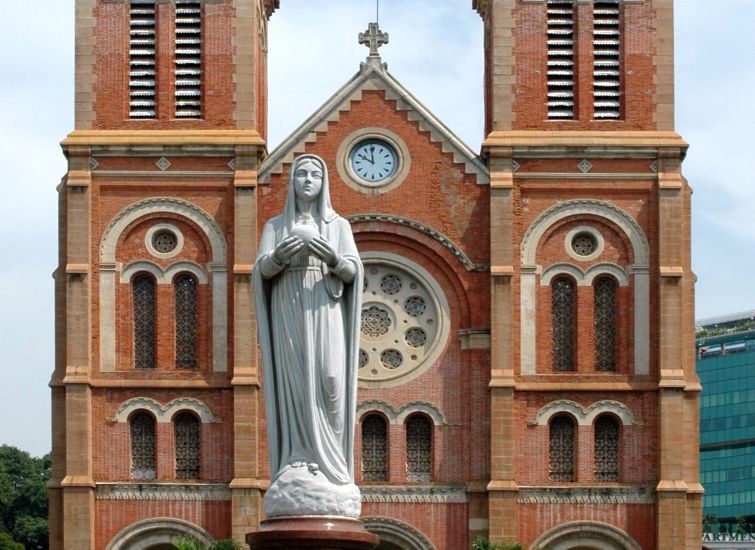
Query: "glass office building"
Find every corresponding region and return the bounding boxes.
[698,310,755,524]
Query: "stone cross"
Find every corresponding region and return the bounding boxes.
[359,22,389,57]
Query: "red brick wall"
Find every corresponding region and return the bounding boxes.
[92,2,239,129]
[511,1,658,130]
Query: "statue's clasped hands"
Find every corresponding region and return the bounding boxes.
[272,234,340,267]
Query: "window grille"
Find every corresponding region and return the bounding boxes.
[129,0,156,118]
[593,0,621,119]
[594,415,620,481]
[406,415,432,482]
[552,277,576,372]
[174,412,200,479]
[130,412,156,480]
[594,276,618,371]
[361,415,387,481]
[174,274,198,369]
[175,0,202,118]
[547,0,576,119]
[549,415,575,482]
[133,275,156,369]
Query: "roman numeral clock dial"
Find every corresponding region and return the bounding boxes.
[348,138,399,186]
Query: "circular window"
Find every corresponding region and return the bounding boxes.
[571,232,597,256]
[145,223,184,259]
[564,226,604,262]
[152,230,178,254]
[358,253,450,388]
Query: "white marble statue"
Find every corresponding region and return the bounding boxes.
[253,154,364,518]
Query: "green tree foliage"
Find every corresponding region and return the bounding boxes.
[173,536,245,550]
[472,536,524,550]
[0,446,50,549]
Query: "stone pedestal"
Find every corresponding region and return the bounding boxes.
[247,516,380,550]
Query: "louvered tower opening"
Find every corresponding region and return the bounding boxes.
[175,0,202,118]
[593,0,621,119]
[547,0,575,120]
[129,0,156,118]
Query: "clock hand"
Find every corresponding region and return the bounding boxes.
[357,153,374,165]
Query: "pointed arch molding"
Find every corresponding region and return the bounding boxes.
[530,520,643,550]
[530,400,638,427]
[98,197,228,372]
[113,397,219,424]
[362,517,436,550]
[357,400,446,426]
[105,517,215,550]
[519,200,650,375]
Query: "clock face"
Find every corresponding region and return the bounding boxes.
[348,139,398,184]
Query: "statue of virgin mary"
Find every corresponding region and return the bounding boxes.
[253,154,364,518]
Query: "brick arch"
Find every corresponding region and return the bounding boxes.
[531,399,637,427]
[520,200,649,375]
[530,520,643,550]
[99,198,228,373]
[114,397,218,424]
[105,517,214,550]
[362,517,435,550]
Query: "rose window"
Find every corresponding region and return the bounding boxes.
[361,306,392,338]
[358,256,449,386]
[571,232,598,256]
[152,229,178,254]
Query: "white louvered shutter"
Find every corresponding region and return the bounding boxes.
[593,0,621,119]
[175,0,202,118]
[547,0,575,120]
[129,0,156,118]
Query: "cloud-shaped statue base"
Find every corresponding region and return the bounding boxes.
[264,464,362,518]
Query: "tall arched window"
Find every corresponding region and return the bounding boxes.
[174,411,200,479]
[130,412,156,480]
[133,274,156,369]
[594,415,620,481]
[174,274,198,369]
[549,415,576,482]
[594,276,618,371]
[361,414,387,482]
[406,415,432,482]
[552,276,576,371]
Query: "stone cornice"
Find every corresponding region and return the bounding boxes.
[482,131,688,157]
[61,130,265,149]
[517,485,655,504]
[95,483,230,501]
[360,485,468,504]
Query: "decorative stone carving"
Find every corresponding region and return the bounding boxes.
[253,154,363,518]
[361,485,467,504]
[358,254,450,388]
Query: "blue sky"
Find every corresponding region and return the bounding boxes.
[0,0,752,457]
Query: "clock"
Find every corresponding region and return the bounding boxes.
[348,138,398,184]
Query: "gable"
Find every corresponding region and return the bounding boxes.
[259,60,488,185]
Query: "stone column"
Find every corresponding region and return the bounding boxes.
[486,150,518,544]
[231,146,265,541]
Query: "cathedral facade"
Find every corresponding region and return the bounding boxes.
[51,1,700,549]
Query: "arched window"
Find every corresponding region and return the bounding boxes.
[174,411,200,479]
[174,274,198,369]
[594,415,620,481]
[361,414,387,482]
[549,415,576,482]
[130,412,156,480]
[552,276,576,371]
[133,274,156,369]
[594,276,618,371]
[406,415,432,482]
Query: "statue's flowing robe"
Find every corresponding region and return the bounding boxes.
[254,213,363,485]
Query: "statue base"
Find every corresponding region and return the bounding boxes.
[246,516,379,550]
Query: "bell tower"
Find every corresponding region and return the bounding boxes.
[476,0,699,548]
[51,1,277,548]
